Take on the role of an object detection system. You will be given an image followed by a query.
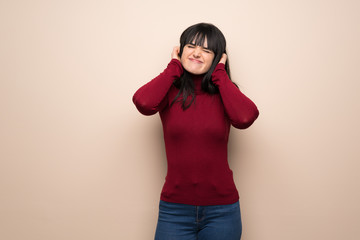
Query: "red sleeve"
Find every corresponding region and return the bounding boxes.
[211,63,259,129]
[132,59,183,115]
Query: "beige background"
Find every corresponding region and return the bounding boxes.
[1,0,359,239]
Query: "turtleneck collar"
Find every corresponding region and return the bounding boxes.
[191,73,205,94]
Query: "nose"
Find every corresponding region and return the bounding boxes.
[193,47,201,58]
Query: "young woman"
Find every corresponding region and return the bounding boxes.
[133,23,259,240]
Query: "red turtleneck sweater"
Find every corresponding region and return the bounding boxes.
[133,59,259,205]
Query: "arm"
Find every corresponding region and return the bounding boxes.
[132,58,183,116]
[211,55,259,129]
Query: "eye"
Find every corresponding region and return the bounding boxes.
[187,45,195,48]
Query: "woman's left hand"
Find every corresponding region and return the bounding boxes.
[219,53,227,64]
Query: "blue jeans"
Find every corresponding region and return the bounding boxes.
[155,200,242,240]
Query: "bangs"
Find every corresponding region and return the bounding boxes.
[182,29,219,53]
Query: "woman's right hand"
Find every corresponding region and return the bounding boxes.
[171,46,180,61]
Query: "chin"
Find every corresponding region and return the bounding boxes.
[188,69,204,75]
[183,65,205,75]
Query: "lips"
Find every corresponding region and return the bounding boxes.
[189,58,203,63]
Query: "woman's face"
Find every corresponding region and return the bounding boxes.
[180,38,215,75]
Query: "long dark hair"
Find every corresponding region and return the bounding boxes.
[171,23,233,110]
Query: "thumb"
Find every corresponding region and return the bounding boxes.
[219,53,227,64]
[171,46,180,60]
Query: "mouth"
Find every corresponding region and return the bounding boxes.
[189,58,203,64]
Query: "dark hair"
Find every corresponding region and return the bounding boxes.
[171,23,233,110]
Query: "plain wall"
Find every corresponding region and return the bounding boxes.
[1,0,359,239]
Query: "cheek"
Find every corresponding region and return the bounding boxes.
[205,56,215,68]
[180,48,189,58]
[180,57,187,67]
[180,51,188,65]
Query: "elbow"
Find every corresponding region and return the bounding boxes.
[132,94,158,116]
[232,108,259,129]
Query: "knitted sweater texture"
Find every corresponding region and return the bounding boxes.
[133,59,259,205]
